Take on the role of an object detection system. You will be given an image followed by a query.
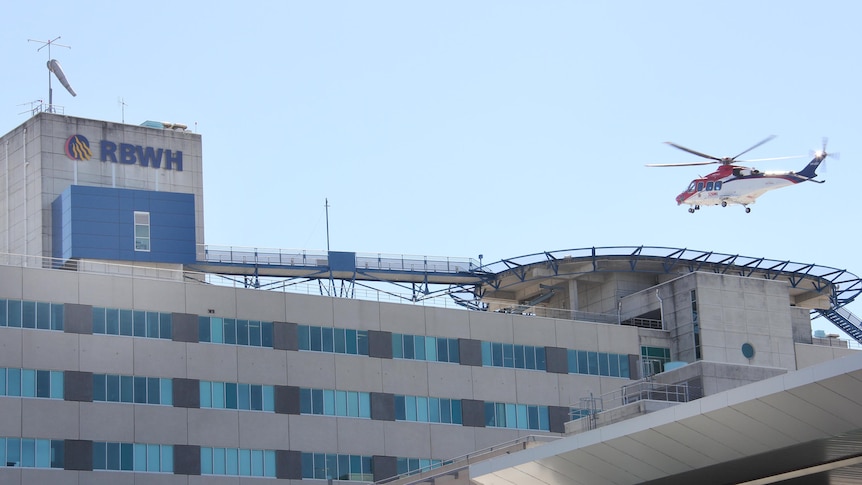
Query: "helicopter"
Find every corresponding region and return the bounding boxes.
[647,136,832,213]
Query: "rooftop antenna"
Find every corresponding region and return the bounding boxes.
[325,198,331,252]
[118,97,127,123]
[325,198,335,296]
[28,36,75,113]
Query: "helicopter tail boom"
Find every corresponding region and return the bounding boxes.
[796,148,829,180]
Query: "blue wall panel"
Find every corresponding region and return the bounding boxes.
[52,185,196,264]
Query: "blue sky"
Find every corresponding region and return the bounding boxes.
[2,1,860,335]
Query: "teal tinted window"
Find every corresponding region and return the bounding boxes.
[641,346,671,373]
[200,380,274,412]
[395,394,462,424]
[301,452,372,481]
[482,341,547,371]
[299,387,370,418]
[93,374,172,405]
[0,437,62,469]
[93,308,171,339]
[22,301,36,328]
[299,325,368,355]
[484,401,549,431]
[202,447,276,477]
[8,300,21,327]
[397,457,444,476]
[198,316,272,348]
[393,334,460,363]
[93,441,172,472]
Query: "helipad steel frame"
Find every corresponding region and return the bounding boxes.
[186,245,862,342]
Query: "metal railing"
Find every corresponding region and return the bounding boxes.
[578,379,691,416]
[201,245,479,274]
[622,317,664,329]
[375,435,559,484]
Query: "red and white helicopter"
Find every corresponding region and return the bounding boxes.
[647,136,832,213]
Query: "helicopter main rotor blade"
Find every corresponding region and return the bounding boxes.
[742,155,805,162]
[731,135,776,160]
[645,160,720,168]
[665,142,722,161]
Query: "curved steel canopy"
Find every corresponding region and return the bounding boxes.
[476,246,862,342]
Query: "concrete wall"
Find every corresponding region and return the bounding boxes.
[795,342,858,369]
[694,272,795,369]
[0,113,204,261]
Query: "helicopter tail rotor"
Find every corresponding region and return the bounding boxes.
[812,137,839,161]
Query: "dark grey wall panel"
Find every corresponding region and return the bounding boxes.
[64,371,93,402]
[458,339,483,367]
[368,330,392,359]
[460,399,486,428]
[372,455,398,482]
[172,378,200,408]
[171,312,199,342]
[273,321,298,351]
[628,354,640,380]
[63,440,92,471]
[275,385,300,415]
[63,303,92,335]
[371,392,395,421]
[276,450,302,480]
[173,444,201,475]
[545,346,569,374]
[548,405,570,433]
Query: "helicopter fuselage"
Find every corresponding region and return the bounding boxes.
[676,164,806,208]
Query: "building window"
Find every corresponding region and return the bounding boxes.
[691,289,701,360]
[297,325,368,356]
[299,388,370,418]
[641,346,672,375]
[134,211,150,251]
[301,452,373,481]
[397,457,444,476]
[567,350,631,378]
[93,374,172,405]
[0,437,64,469]
[93,442,172,473]
[569,408,594,421]
[484,402,549,431]
[481,341,546,370]
[0,368,64,399]
[200,381,274,412]
[392,334,460,363]
[201,447,276,477]
[198,317,273,348]
[0,299,64,331]
[93,307,172,339]
[395,395,462,424]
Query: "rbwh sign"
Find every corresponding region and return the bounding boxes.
[65,134,183,172]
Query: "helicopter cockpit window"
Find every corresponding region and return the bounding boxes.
[687,182,696,192]
[705,181,714,191]
[696,181,705,192]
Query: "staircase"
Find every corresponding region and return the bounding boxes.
[816,306,862,344]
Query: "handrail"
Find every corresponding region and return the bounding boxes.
[200,244,480,274]
[375,434,559,484]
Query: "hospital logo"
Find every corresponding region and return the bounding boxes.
[65,135,92,161]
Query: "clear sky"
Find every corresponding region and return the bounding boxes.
[2,1,860,336]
